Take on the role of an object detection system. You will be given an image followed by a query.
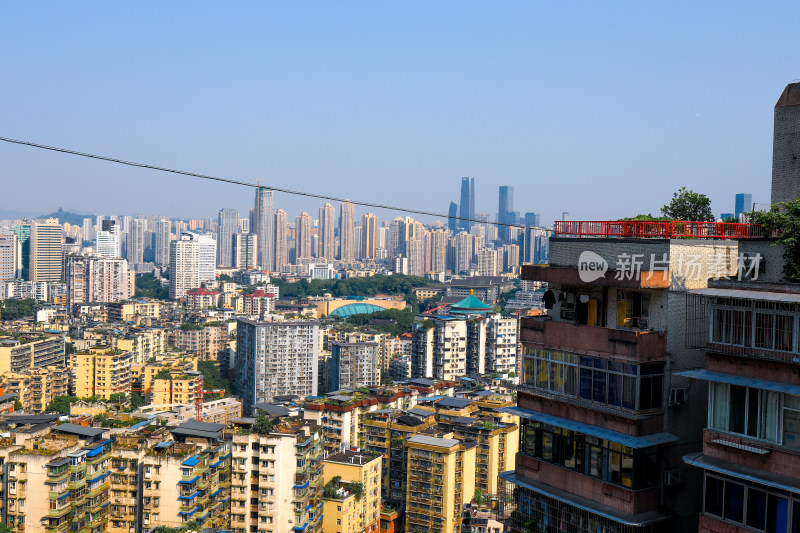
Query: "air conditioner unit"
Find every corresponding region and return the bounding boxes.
[669,388,687,406]
[663,470,682,487]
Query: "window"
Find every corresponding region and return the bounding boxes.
[520,419,657,490]
[709,383,780,443]
[524,348,665,411]
[704,474,792,533]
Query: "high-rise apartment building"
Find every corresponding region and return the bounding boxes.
[73,349,132,399]
[323,451,382,533]
[405,434,476,533]
[97,219,122,258]
[476,248,499,277]
[65,255,131,309]
[235,318,320,413]
[12,222,30,280]
[29,218,62,282]
[273,209,288,271]
[329,342,380,391]
[125,218,147,265]
[772,82,800,205]
[0,234,19,281]
[428,228,449,275]
[319,203,336,261]
[362,213,379,259]
[232,232,257,269]
[499,228,745,533]
[459,177,475,232]
[152,219,171,265]
[230,417,324,533]
[339,200,356,262]
[295,212,313,260]
[169,233,199,299]
[217,207,239,267]
[196,232,217,282]
[453,232,473,274]
[254,187,274,270]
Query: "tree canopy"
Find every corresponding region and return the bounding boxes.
[750,197,800,282]
[253,411,274,435]
[46,395,81,414]
[272,274,440,300]
[1,299,38,321]
[198,360,232,396]
[135,273,170,300]
[661,187,714,222]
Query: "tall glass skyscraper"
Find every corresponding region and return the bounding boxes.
[497,185,514,243]
[734,193,752,220]
[459,176,475,232]
[448,201,459,233]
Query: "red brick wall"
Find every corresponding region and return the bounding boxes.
[514,453,661,515]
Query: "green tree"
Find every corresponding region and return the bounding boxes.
[65,342,76,356]
[323,476,342,499]
[474,487,484,507]
[751,197,800,282]
[135,273,170,300]
[46,395,80,414]
[108,392,128,409]
[0,522,14,533]
[154,369,173,380]
[253,411,274,435]
[130,391,145,409]
[619,214,669,221]
[661,187,714,221]
[198,360,233,396]
[351,481,365,502]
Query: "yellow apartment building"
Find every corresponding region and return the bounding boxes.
[405,434,476,533]
[323,450,382,533]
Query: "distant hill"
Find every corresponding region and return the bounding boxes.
[37,208,94,226]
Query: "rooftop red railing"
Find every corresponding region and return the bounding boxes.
[553,220,766,239]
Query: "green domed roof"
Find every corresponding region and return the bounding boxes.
[449,294,492,315]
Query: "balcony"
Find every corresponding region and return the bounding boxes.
[520,316,667,362]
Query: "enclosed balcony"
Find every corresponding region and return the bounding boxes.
[521,316,667,363]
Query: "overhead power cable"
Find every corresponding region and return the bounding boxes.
[0,135,542,230]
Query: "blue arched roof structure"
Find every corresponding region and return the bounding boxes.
[330,303,387,318]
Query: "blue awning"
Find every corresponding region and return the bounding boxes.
[292,523,309,532]
[179,508,199,517]
[210,460,224,468]
[87,472,109,484]
[179,476,200,484]
[178,491,200,500]
[101,501,110,509]
[500,471,669,526]
[57,493,70,501]
[294,481,309,489]
[675,369,800,396]
[502,406,678,449]
[85,440,111,457]
[683,453,800,493]
[182,456,200,467]
[209,488,222,498]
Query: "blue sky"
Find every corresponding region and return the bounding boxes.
[0,2,796,225]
